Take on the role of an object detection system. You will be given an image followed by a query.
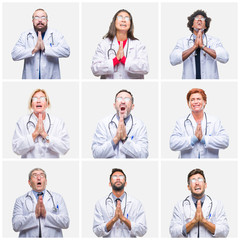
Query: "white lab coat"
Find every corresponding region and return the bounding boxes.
[91,37,149,79]
[11,28,70,79]
[12,190,69,238]
[169,195,229,238]
[12,113,70,158]
[170,34,229,79]
[92,115,148,158]
[170,113,229,158]
[93,193,147,238]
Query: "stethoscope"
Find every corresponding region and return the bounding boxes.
[108,114,133,138]
[107,38,129,59]
[105,192,128,218]
[188,33,208,57]
[26,112,51,135]
[184,112,208,136]
[182,195,213,220]
[25,190,58,212]
[27,32,54,46]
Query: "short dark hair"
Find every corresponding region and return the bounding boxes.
[115,89,134,104]
[187,10,211,33]
[109,168,126,182]
[187,168,206,184]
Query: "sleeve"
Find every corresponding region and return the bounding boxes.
[47,120,70,155]
[44,194,70,229]
[92,120,116,158]
[12,197,38,232]
[213,201,229,237]
[11,33,35,61]
[120,122,148,158]
[130,202,147,237]
[204,120,229,150]
[169,120,193,151]
[91,40,115,77]
[170,39,184,66]
[125,41,149,75]
[44,31,70,58]
[169,203,186,238]
[211,38,229,64]
[12,120,35,156]
[93,201,111,237]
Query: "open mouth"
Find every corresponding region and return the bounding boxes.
[195,187,201,191]
[36,104,42,108]
[120,24,127,27]
[37,182,42,186]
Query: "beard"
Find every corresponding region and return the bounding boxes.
[34,23,47,33]
[111,182,125,191]
[192,189,205,199]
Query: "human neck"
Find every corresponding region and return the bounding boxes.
[192,193,205,200]
[192,111,204,122]
[116,32,127,41]
[34,112,46,120]
[112,189,124,198]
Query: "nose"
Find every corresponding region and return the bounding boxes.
[37,174,41,180]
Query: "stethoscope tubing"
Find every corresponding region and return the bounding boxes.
[107,38,129,59]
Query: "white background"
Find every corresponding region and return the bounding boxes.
[81,2,159,79]
[2,2,79,79]
[161,2,238,79]
[2,81,79,158]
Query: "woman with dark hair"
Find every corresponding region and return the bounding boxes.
[91,9,149,79]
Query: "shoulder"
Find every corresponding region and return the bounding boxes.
[15,192,30,202]
[19,29,35,37]
[132,116,146,126]
[206,34,220,41]
[206,114,219,122]
[47,190,63,199]
[127,194,142,206]
[17,114,31,123]
[48,114,65,124]
[95,195,108,207]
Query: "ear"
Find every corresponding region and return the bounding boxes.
[205,182,207,189]
[124,181,127,187]
[131,104,135,111]
[113,103,116,109]
[28,180,31,187]
[187,184,190,191]
[109,182,111,187]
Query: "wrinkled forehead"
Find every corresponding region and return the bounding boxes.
[117,11,130,18]
[31,170,45,176]
[190,173,204,181]
[112,171,125,178]
[189,93,203,100]
[33,91,46,97]
[33,10,47,17]
[116,91,132,99]
[195,14,204,19]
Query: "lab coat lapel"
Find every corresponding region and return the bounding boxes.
[43,190,52,206]
[202,195,212,219]
[112,36,119,54]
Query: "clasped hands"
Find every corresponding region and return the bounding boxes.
[32,113,48,141]
[32,31,45,54]
[35,195,46,218]
[112,200,126,223]
[113,116,127,144]
[195,121,203,141]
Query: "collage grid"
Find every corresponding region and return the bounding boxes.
[1,0,239,239]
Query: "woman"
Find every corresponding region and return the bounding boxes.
[12,89,70,158]
[91,9,149,79]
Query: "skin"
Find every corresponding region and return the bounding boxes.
[182,14,216,61]
[32,10,48,55]
[113,92,134,145]
[106,172,131,231]
[188,93,206,141]
[28,170,47,218]
[185,174,215,234]
[31,91,49,142]
[115,11,131,60]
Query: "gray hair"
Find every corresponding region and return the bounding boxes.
[28,168,47,180]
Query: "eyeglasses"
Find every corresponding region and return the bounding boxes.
[116,97,131,103]
[117,15,130,22]
[32,173,45,179]
[112,175,125,180]
[33,16,47,20]
[190,178,204,184]
[32,97,47,102]
[194,17,206,21]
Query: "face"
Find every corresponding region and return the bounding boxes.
[32,10,48,32]
[188,173,207,198]
[114,91,134,118]
[115,11,131,32]
[192,14,206,32]
[188,93,206,113]
[28,170,47,192]
[31,91,48,114]
[109,171,127,191]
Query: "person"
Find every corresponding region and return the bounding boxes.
[169,168,229,238]
[92,89,148,158]
[91,9,149,79]
[170,10,229,79]
[11,8,70,79]
[93,168,147,237]
[12,89,70,158]
[12,168,70,237]
[169,88,229,158]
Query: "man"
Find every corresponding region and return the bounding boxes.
[12,168,70,237]
[169,168,229,238]
[93,168,147,237]
[170,88,229,158]
[11,8,70,79]
[170,10,229,79]
[92,89,148,158]
[12,89,70,158]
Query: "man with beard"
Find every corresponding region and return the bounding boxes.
[11,8,70,79]
[93,168,147,237]
[170,10,229,79]
[92,89,148,158]
[169,168,229,238]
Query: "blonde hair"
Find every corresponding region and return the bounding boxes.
[28,89,50,111]
[32,8,48,20]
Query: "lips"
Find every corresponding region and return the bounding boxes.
[37,182,42,186]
